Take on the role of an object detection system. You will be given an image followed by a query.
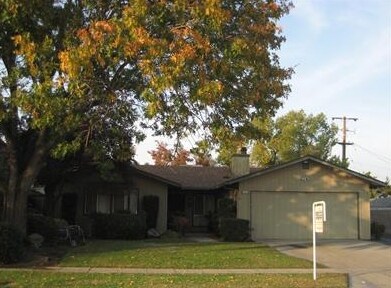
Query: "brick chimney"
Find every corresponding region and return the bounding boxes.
[230,147,250,177]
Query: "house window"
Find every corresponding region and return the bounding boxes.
[113,189,139,214]
[194,194,215,216]
[194,195,204,215]
[128,191,138,214]
[96,194,111,214]
[95,189,139,215]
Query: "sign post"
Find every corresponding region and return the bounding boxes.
[312,201,326,280]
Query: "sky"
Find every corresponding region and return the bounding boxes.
[135,0,391,182]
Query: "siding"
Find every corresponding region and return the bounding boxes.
[250,191,358,240]
[237,161,371,240]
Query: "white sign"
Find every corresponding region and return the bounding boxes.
[314,204,325,233]
[312,201,326,281]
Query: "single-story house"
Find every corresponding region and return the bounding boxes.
[56,151,385,240]
[371,197,391,238]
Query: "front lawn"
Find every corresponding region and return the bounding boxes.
[59,239,313,269]
[0,271,348,288]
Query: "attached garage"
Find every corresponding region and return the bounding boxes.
[232,157,385,240]
[250,191,358,240]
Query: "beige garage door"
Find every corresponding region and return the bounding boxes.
[251,192,359,240]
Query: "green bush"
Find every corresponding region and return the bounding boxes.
[27,214,66,245]
[142,195,159,229]
[217,198,236,218]
[0,223,25,264]
[371,222,385,240]
[220,218,250,242]
[208,198,236,234]
[91,212,146,239]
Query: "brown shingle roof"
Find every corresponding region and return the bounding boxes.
[135,165,233,190]
[134,156,386,191]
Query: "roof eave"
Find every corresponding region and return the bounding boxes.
[224,156,387,187]
[181,185,225,191]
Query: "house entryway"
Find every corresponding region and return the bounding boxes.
[167,189,223,233]
[61,193,78,225]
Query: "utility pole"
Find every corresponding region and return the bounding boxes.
[332,116,358,161]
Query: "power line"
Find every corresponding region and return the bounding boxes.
[354,143,391,163]
[332,116,358,161]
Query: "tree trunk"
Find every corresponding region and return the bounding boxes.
[2,131,48,235]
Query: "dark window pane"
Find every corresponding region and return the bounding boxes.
[194,195,204,215]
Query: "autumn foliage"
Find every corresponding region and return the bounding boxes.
[149,142,192,166]
[1,0,292,233]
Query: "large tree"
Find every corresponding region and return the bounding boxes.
[1,0,292,233]
[251,110,339,166]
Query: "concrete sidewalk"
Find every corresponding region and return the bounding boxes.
[266,240,391,288]
[0,266,339,275]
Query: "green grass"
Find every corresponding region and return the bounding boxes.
[0,271,348,287]
[59,240,313,269]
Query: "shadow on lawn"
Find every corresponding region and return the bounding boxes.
[0,245,69,268]
[1,239,193,268]
[1,239,274,267]
[67,239,223,254]
[64,240,275,259]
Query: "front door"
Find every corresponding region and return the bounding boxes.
[192,194,215,227]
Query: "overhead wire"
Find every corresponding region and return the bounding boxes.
[353,143,391,164]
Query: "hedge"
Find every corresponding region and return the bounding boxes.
[220,218,250,242]
[371,222,385,240]
[0,223,24,264]
[27,214,67,245]
[91,212,146,240]
[208,198,236,234]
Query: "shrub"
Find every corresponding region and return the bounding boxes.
[0,223,24,264]
[217,198,236,218]
[91,212,146,240]
[371,222,385,240]
[208,198,236,234]
[220,218,250,242]
[172,215,190,236]
[27,214,67,245]
[142,195,159,229]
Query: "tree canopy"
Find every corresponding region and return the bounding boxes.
[251,110,339,166]
[61,0,293,144]
[149,141,191,166]
[149,140,214,166]
[0,0,292,233]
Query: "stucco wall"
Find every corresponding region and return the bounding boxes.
[237,161,371,240]
[132,175,168,234]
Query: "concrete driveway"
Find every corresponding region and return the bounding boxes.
[267,240,391,288]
